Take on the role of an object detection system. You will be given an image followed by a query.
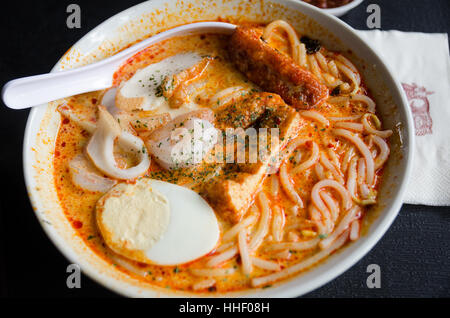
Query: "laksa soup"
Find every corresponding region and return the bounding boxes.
[54,20,391,293]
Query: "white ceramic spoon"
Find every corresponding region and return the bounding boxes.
[2,22,236,110]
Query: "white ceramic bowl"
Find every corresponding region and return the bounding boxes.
[320,0,365,17]
[23,0,414,297]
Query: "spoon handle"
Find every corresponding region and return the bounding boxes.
[2,63,114,110]
[2,22,237,110]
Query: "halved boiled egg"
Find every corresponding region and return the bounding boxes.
[96,178,220,265]
[115,52,202,113]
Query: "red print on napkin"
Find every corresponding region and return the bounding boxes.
[402,83,434,136]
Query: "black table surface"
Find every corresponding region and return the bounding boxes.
[0,0,449,298]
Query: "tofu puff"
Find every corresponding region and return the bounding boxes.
[202,92,304,223]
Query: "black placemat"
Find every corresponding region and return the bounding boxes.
[0,0,449,298]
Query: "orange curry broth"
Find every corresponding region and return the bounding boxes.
[54,30,384,293]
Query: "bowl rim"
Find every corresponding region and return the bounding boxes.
[22,0,414,298]
[320,0,365,14]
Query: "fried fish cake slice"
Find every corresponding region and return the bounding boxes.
[228,26,328,109]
